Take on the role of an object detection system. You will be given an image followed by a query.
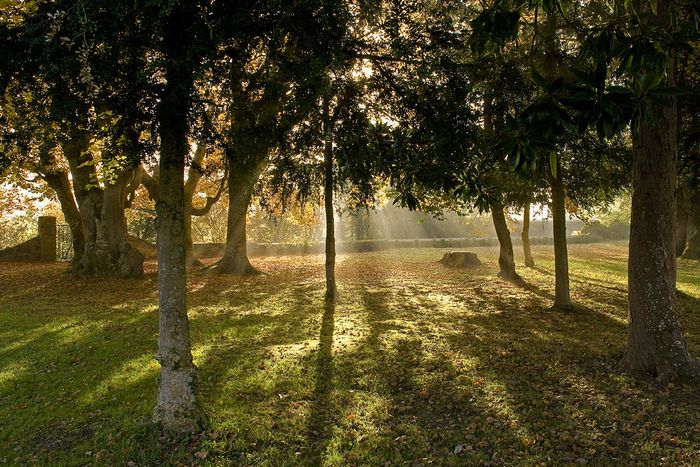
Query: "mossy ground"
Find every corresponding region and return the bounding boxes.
[1,242,699,465]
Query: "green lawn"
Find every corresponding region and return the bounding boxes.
[1,242,699,465]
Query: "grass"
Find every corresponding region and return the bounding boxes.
[1,242,700,465]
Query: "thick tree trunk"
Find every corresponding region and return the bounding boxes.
[548,162,572,311]
[76,170,143,277]
[522,201,535,268]
[490,200,519,281]
[43,170,84,265]
[323,111,337,303]
[98,168,144,277]
[215,155,264,275]
[153,3,204,433]
[676,181,690,257]
[62,135,143,277]
[620,6,697,380]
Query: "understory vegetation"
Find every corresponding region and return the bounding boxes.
[2,243,699,465]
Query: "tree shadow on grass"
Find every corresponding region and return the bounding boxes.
[305,300,335,465]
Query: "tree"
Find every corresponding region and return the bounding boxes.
[140,143,228,267]
[152,0,207,432]
[619,0,699,381]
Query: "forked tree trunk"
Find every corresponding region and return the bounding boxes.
[323,109,337,303]
[62,135,143,277]
[98,168,144,277]
[153,2,204,433]
[676,181,690,257]
[621,0,697,381]
[522,201,535,267]
[76,168,143,277]
[548,160,572,311]
[490,200,519,281]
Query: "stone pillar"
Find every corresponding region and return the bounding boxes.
[38,216,57,262]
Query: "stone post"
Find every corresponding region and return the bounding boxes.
[38,216,57,262]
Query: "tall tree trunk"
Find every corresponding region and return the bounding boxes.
[548,160,572,311]
[42,170,84,265]
[215,154,264,275]
[676,181,690,257]
[621,0,697,382]
[490,200,519,281]
[323,106,337,303]
[522,201,535,267]
[153,2,204,433]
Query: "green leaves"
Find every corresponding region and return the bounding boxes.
[468,6,521,56]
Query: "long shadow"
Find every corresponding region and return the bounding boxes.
[306,300,336,465]
[515,278,556,302]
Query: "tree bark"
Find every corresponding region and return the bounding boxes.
[215,152,265,275]
[522,201,535,267]
[676,181,690,257]
[153,2,205,433]
[620,0,697,381]
[62,135,103,271]
[323,106,337,303]
[184,145,206,267]
[98,168,144,277]
[683,199,700,259]
[61,135,144,277]
[548,160,572,311]
[490,200,519,281]
[42,169,84,265]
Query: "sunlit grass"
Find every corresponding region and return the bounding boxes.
[1,243,699,465]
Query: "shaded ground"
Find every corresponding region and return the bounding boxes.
[1,242,699,465]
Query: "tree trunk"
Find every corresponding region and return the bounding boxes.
[98,168,144,277]
[62,135,102,272]
[43,170,84,265]
[153,2,204,433]
[62,135,144,277]
[522,201,535,267]
[684,201,700,259]
[490,200,519,281]
[184,145,206,268]
[620,2,697,381]
[676,181,690,257]
[215,154,264,275]
[548,161,572,311]
[323,107,337,303]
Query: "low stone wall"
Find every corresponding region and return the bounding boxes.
[192,235,609,258]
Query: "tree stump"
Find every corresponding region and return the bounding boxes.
[438,251,481,268]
